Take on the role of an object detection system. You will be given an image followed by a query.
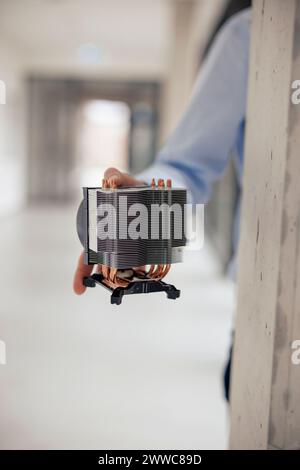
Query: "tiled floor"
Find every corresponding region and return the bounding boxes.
[0,204,235,449]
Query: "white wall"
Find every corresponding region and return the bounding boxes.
[0,38,26,215]
[0,0,227,214]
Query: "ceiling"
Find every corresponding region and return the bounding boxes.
[0,0,172,79]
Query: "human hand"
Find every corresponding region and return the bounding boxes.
[73,167,144,294]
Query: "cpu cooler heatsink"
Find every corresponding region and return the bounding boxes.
[76,178,186,304]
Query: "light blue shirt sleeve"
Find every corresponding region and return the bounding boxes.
[137,10,251,204]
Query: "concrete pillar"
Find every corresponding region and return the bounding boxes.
[230,0,300,450]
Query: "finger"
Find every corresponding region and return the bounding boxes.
[104,167,123,182]
[104,167,143,188]
[73,252,93,295]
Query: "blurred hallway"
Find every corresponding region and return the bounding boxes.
[2,0,300,453]
[0,0,244,449]
[0,205,234,449]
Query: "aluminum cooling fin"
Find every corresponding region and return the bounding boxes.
[76,179,186,305]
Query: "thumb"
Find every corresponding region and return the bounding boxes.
[73,251,93,295]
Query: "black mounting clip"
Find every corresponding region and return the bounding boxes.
[83,273,180,305]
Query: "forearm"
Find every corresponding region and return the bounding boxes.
[137,10,250,205]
